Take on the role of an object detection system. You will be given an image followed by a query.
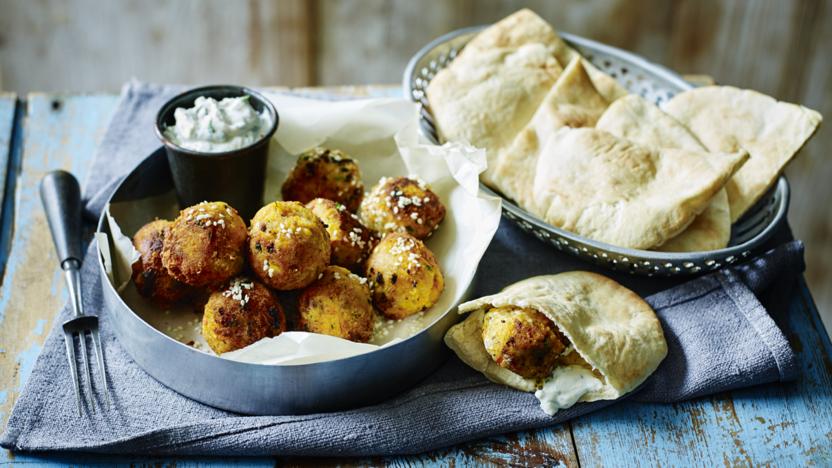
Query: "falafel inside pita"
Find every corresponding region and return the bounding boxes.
[445,272,667,415]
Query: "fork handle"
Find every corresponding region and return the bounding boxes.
[40,170,83,267]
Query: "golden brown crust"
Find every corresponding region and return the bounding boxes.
[248,201,331,290]
[365,232,444,320]
[161,202,247,289]
[281,147,364,212]
[132,219,195,307]
[358,176,445,240]
[201,277,286,354]
[298,265,374,343]
[306,198,375,272]
[481,306,568,380]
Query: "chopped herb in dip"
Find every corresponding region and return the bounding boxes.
[164,95,272,152]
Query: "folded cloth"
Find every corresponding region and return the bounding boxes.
[0,82,803,456]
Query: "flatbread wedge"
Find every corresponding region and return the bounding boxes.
[445,272,667,406]
[542,31,627,103]
[491,56,610,208]
[462,9,628,103]
[531,128,748,249]
[427,9,628,184]
[663,86,822,222]
[596,94,732,252]
[426,9,564,184]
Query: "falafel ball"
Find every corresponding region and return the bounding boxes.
[481,306,569,380]
[248,201,331,290]
[202,277,287,354]
[131,219,194,307]
[161,201,247,288]
[281,147,364,212]
[359,176,445,240]
[366,232,444,320]
[306,198,375,271]
[298,265,374,343]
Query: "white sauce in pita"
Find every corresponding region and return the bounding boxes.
[534,365,603,415]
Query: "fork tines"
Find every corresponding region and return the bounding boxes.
[62,315,111,415]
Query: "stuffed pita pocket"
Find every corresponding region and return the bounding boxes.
[445,272,667,415]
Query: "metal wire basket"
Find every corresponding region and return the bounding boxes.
[403,26,789,277]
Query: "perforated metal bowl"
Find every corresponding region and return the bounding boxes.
[403,26,789,277]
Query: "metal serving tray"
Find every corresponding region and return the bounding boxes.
[96,148,470,415]
[403,26,789,277]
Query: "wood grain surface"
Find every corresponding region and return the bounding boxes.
[1,88,831,466]
[0,93,17,279]
[0,94,117,465]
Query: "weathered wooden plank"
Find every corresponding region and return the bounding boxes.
[281,424,579,467]
[0,94,118,464]
[571,278,832,467]
[0,93,19,279]
[251,0,319,86]
[1,453,275,467]
[267,84,401,100]
[400,424,579,467]
[2,426,578,466]
[0,0,321,91]
[0,93,16,213]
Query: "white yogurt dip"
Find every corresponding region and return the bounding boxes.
[534,364,604,415]
[164,95,272,152]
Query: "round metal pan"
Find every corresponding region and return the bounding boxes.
[403,26,790,277]
[96,148,471,415]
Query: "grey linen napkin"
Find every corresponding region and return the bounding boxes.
[0,82,802,456]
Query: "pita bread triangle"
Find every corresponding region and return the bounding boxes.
[596,94,732,251]
[531,127,748,249]
[664,86,822,221]
[491,56,611,210]
[426,9,564,184]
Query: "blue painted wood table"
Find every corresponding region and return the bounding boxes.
[0,88,831,467]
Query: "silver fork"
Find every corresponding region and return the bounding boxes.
[41,170,111,414]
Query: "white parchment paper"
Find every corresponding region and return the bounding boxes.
[101,93,501,365]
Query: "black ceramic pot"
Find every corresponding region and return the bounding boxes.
[155,85,278,220]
